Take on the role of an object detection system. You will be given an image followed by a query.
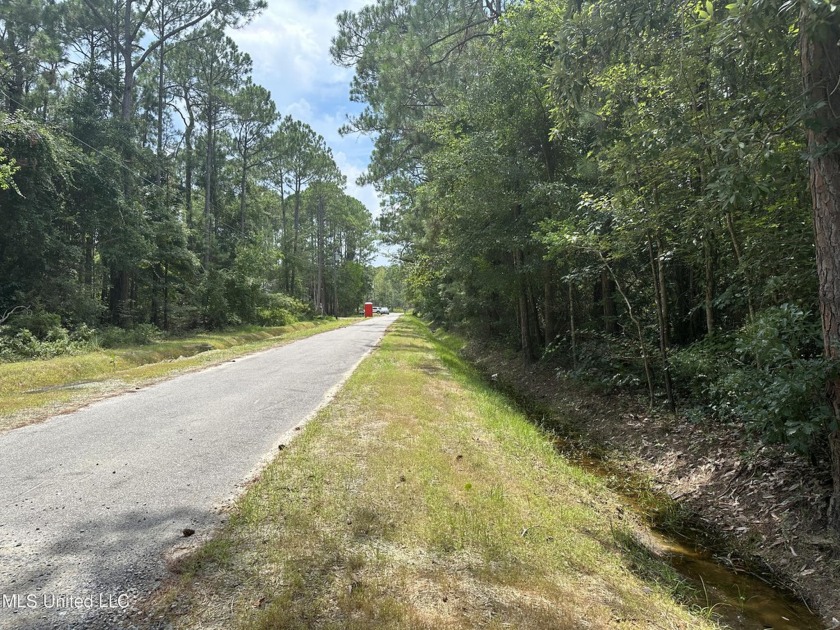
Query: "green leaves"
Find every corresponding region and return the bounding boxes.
[0,146,20,193]
[697,0,713,20]
[0,0,379,330]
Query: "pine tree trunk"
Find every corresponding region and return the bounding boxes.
[204,98,214,271]
[602,270,616,334]
[568,279,577,370]
[703,233,714,336]
[156,33,165,184]
[84,234,94,291]
[518,279,533,362]
[163,263,169,331]
[316,194,325,315]
[291,180,301,294]
[185,121,194,228]
[649,236,675,413]
[281,192,289,291]
[801,1,840,531]
[240,154,248,235]
[543,278,555,347]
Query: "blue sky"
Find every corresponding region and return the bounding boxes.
[227,1,383,232]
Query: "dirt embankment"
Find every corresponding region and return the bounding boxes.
[463,341,840,624]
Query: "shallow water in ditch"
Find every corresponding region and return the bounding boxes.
[558,443,824,629]
[650,531,820,629]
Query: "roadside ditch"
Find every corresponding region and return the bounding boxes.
[462,340,838,629]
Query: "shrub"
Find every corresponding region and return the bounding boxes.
[546,329,649,392]
[198,272,233,329]
[69,323,96,344]
[0,324,92,361]
[97,324,162,348]
[671,305,834,456]
[5,309,62,339]
[725,305,833,454]
[256,293,309,326]
[670,333,738,417]
[0,309,96,360]
[256,307,293,326]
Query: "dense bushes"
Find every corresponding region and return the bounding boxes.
[545,330,648,392]
[96,324,162,348]
[538,303,836,458]
[0,311,95,360]
[671,305,834,456]
[0,308,164,360]
[256,294,310,326]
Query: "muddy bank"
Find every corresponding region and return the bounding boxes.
[462,340,840,625]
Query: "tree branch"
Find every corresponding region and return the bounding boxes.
[81,0,122,53]
[0,305,29,326]
[133,0,228,71]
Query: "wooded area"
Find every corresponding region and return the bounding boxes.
[332,0,840,530]
[0,0,378,344]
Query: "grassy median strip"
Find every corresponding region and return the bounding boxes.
[0,318,358,433]
[145,316,718,630]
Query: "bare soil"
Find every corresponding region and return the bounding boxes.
[462,340,840,625]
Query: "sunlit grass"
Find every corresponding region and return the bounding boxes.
[0,318,359,432]
[144,316,719,629]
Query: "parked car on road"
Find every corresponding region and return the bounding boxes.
[379,307,390,315]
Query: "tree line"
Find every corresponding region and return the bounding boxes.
[332,0,840,530]
[0,0,377,340]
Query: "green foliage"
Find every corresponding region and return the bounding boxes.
[548,330,648,391]
[199,270,234,329]
[4,310,62,339]
[371,266,406,310]
[0,312,96,361]
[670,335,738,416]
[96,324,162,349]
[0,3,375,338]
[336,261,369,316]
[672,306,834,455]
[0,146,19,192]
[256,294,309,326]
[0,113,76,314]
[334,0,834,469]
[0,328,77,361]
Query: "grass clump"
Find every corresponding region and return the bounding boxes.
[145,316,720,629]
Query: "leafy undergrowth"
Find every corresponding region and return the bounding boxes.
[139,316,718,629]
[0,318,357,433]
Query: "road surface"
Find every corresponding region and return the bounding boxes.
[0,315,398,629]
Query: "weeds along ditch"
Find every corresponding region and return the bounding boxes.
[475,369,823,630]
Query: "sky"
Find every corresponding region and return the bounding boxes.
[227,0,386,256]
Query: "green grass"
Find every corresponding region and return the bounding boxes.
[144,316,720,629]
[0,318,359,433]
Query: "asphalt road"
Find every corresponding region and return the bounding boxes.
[0,314,398,629]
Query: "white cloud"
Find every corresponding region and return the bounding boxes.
[229,2,391,263]
[283,98,314,120]
[230,0,366,100]
[334,150,380,217]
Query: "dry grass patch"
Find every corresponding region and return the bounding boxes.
[140,316,719,629]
